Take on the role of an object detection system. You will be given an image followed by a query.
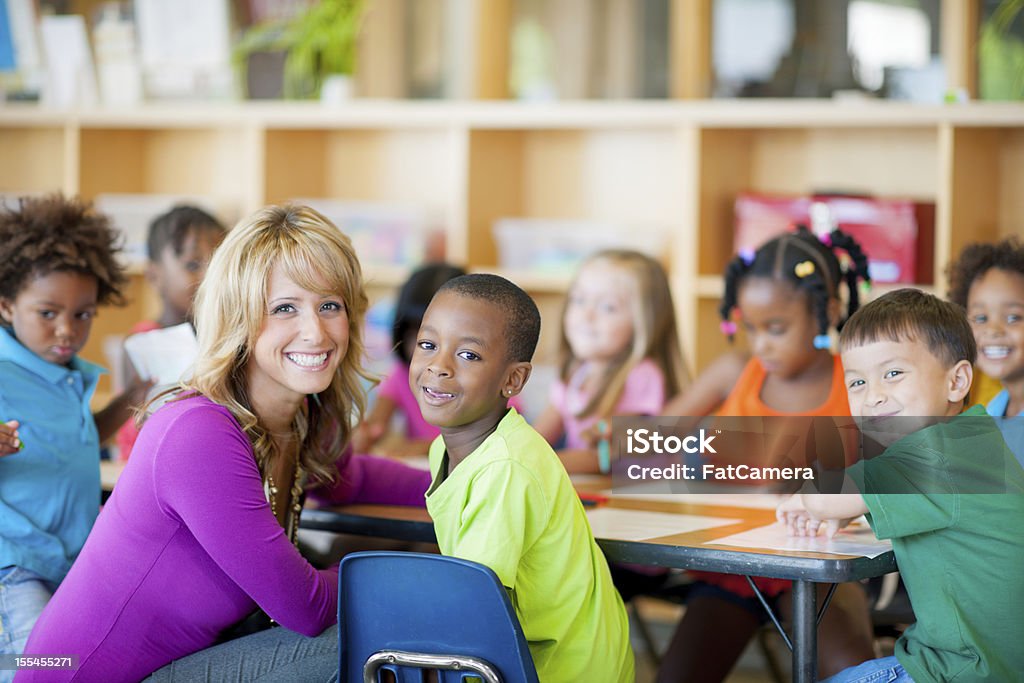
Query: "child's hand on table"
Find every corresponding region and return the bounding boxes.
[776,494,855,540]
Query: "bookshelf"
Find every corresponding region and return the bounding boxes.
[1,100,1022,398]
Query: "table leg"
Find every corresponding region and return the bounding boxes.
[792,579,817,683]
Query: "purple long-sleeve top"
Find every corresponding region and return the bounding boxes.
[19,394,430,683]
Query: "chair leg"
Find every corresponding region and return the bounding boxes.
[757,626,788,683]
[628,600,663,668]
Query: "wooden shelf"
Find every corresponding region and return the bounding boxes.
[2,99,1021,386]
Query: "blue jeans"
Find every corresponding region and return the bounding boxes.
[821,656,915,683]
[144,623,339,682]
[0,566,55,683]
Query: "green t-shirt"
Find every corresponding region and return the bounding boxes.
[856,405,1024,682]
[426,408,634,683]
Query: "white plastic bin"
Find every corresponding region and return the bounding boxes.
[295,198,441,268]
[493,218,668,272]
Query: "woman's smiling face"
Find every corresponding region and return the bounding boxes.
[246,265,350,412]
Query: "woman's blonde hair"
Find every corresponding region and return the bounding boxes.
[558,249,691,418]
[182,204,371,484]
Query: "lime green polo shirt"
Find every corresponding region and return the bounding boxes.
[426,408,634,683]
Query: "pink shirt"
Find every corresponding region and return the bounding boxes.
[378,360,438,440]
[548,359,665,448]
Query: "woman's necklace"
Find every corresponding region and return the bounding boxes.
[265,457,304,548]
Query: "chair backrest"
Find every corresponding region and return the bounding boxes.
[339,551,540,683]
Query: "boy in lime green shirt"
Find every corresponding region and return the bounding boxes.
[412,273,634,682]
[779,289,1024,682]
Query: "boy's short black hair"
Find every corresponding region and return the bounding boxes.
[839,288,977,367]
[947,237,1024,308]
[147,205,225,260]
[0,194,126,305]
[393,263,466,364]
[437,273,541,363]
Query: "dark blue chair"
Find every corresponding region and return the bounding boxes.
[338,551,540,683]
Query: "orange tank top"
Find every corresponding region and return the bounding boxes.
[717,355,850,417]
[693,355,850,599]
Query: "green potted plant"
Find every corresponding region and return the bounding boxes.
[235,0,369,100]
[979,0,1024,100]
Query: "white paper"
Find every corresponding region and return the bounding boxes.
[586,508,740,542]
[123,322,198,385]
[605,489,786,510]
[399,456,430,471]
[709,521,893,559]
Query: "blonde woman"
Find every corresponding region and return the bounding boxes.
[21,206,430,682]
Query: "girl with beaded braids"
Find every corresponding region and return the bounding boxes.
[657,225,873,683]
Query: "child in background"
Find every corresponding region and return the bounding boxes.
[115,205,226,459]
[0,195,145,667]
[533,249,690,473]
[779,289,1024,683]
[657,225,876,683]
[948,237,1024,463]
[351,263,465,457]
[412,274,634,682]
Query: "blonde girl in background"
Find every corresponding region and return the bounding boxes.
[534,249,690,473]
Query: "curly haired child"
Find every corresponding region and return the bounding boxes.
[0,194,146,665]
[948,236,1024,464]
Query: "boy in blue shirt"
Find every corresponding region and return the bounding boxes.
[411,274,634,682]
[778,289,1024,682]
[0,195,145,667]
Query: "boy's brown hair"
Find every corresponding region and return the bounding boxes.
[839,288,977,368]
[0,194,126,305]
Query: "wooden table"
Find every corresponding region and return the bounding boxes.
[302,492,896,683]
[101,459,894,681]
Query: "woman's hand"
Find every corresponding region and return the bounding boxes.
[0,419,21,457]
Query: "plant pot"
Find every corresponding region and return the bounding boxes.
[321,74,354,104]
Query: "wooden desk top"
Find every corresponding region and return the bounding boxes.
[303,489,895,584]
[104,455,894,583]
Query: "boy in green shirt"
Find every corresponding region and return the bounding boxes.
[411,273,634,683]
[779,289,1024,682]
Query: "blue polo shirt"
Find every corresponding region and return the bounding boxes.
[987,389,1024,469]
[0,326,103,584]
